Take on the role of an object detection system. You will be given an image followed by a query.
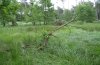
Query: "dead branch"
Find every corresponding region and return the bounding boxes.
[50,17,76,34]
[38,16,76,50]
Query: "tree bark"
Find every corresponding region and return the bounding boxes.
[11,21,17,26]
[2,22,6,27]
[2,18,6,27]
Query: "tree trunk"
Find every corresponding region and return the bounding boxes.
[97,10,100,20]
[12,21,17,26]
[32,22,35,25]
[44,21,47,25]
[96,2,100,20]
[2,22,6,27]
[11,15,18,26]
[2,18,6,27]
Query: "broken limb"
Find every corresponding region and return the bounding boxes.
[38,16,76,50]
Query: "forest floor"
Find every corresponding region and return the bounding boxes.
[0,23,100,65]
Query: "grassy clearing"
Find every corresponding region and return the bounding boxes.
[0,25,100,65]
[71,23,100,31]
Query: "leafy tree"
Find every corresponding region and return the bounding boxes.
[0,0,11,26]
[56,7,64,20]
[8,0,19,26]
[28,4,44,25]
[40,0,55,25]
[14,0,55,25]
[63,9,73,21]
[0,0,19,26]
[75,1,96,22]
[16,1,29,21]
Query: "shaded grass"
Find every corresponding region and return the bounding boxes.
[0,25,100,65]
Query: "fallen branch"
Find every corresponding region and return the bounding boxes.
[51,17,76,34]
[38,16,76,50]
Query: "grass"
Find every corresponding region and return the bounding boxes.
[0,24,100,65]
[71,23,100,31]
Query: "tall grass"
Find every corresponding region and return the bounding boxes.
[0,25,100,65]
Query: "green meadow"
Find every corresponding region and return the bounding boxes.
[0,23,100,65]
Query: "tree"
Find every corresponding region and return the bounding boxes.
[16,0,55,25]
[0,0,19,26]
[8,0,19,26]
[95,0,100,20]
[28,4,44,25]
[75,1,96,22]
[0,0,11,26]
[63,9,73,21]
[57,7,64,20]
[40,0,55,25]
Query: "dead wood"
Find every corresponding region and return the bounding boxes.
[38,17,76,50]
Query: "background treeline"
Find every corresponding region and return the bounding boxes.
[0,0,100,26]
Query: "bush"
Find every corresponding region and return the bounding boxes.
[75,2,96,23]
[54,19,65,26]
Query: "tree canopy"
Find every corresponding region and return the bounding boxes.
[75,2,96,22]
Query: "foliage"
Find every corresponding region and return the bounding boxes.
[0,0,19,26]
[75,2,96,22]
[63,9,74,21]
[0,0,11,26]
[18,0,56,25]
[56,7,64,20]
[40,0,55,24]
[28,4,44,24]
